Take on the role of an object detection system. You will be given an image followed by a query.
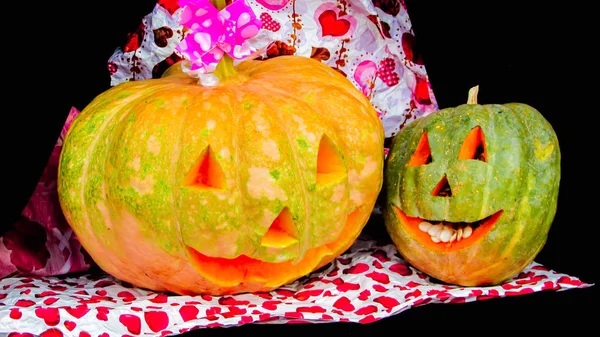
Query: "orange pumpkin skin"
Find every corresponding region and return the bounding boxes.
[57,56,385,295]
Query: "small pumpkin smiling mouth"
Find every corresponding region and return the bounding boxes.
[392,206,503,252]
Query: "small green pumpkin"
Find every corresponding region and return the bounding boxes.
[384,86,561,286]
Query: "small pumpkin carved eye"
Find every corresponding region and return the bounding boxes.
[458,126,487,162]
[316,134,346,186]
[407,132,432,166]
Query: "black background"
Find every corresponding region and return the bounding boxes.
[4,0,597,335]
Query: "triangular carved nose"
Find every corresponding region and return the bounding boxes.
[432,174,452,197]
[260,207,298,248]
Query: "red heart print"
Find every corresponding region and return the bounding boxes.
[144,311,169,332]
[374,296,400,312]
[15,299,36,307]
[179,305,199,322]
[10,308,22,319]
[119,314,142,335]
[332,297,355,311]
[64,321,77,331]
[43,298,59,306]
[40,329,63,337]
[389,263,413,276]
[358,289,371,301]
[65,304,90,319]
[149,294,168,304]
[414,77,432,105]
[319,10,351,37]
[96,307,109,321]
[35,307,61,326]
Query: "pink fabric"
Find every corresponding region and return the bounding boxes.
[0,107,94,279]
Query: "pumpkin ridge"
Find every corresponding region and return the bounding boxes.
[250,87,312,262]
[173,87,212,260]
[477,105,496,223]
[66,83,176,280]
[499,103,557,260]
[254,79,379,124]
[108,84,195,256]
[248,82,363,251]
[239,57,348,84]
[482,104,527,260]
[83,85,172,236]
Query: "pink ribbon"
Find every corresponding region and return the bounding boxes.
[176,0,262,73]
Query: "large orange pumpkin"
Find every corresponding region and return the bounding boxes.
[57,55,385,295]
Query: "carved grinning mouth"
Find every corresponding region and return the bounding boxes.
[392,206,503,252]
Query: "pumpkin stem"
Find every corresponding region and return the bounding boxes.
[210,0,238,82]
[467,85,479,104]
[213,54,237,81]
[210,0,228,10]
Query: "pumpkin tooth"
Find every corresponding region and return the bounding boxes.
[456,228,463,241]
[427,224,443,237]
[439,226,453,243]
[431,236,441,243]
[462,226,473,238]
[418,221,432,232]
[449,232,457,243]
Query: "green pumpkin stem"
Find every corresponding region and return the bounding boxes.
[467,85,479,104]
[209,0,237,81]
[210,0,228,8]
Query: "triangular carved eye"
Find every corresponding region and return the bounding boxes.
[316,135,346,186]
[458,126,487,162]
[432,174,452,197]
[260,207,298,248]
[183,146,225,189]
[407,132,432,166]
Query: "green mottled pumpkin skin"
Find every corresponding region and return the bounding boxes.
[57,56,384,295]
[384,102,560,286]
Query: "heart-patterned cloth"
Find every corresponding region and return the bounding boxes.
[0,234,593,336]
[108,0,440,140]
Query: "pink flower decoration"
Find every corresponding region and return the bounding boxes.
[176,0,262,73]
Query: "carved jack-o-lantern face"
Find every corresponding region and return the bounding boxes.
[397,125,503,249]
[58,56,385,295]
[384,90,560,286]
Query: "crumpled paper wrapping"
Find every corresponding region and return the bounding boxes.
[108,0,439,139]
[0,232,592,336]
[0,107,94,280]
